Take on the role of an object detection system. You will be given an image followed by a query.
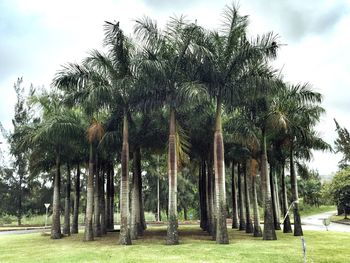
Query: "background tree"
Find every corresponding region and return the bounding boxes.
[330,167,350,218]
[334,119,350,169]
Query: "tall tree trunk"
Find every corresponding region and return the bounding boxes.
[110,163,115,229]
[213,98,229,244]
[72,163,80,234]
[63,164,71,235]
[139,154,146,231]
[238,163,246,231]
[261,129,277,240]
[251,159,262,237]
[120,111,132,245]
[94,160,101,237]
[166,108,179,245]
[199,161,203,228]
[206,154,214,236]
[244,161,253,233]
[51,149,62,239]
[274,172,281,223]
[270,165,281,230]
[200,158,208,230]
[157,155,160,222]
[17,175,23,226]
[290,142,303,236]
[209,153,216,239]
[231,160,239,229]
[130,147,142,239]
[84,144,95,241]
[106,163,111,230]
[100,167,107,235]
[280,162,292,233]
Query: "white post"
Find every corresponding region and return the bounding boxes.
[44,203,50,228]
[301,236,307,263]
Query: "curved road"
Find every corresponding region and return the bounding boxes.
[301,210,350,232]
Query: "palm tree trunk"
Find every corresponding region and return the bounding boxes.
[290,142,303,236]
[166,108,179,245]
[251,159,262,237]
[131,147,142,239]
[261,129,277,240]
[139,153,146,231]
[72,163,80,234]
[231,160,239,229]
[106,163,111,230]
[110,163,115,229]
[84,143,95,241]
[274,172,281,222]
[63,164,71,235]
[94,160,101,237]
[238,162,246,231]
[199,158,208,230]
[280,161,292,233]
[270,165,281,230]
[120,111,132,245]
[213,98,229,244]
[17,175,22,226]
[206,151,214,235]
[244,161,253,233]
[157,155,161,222]
[51,149,62,239]
[209,153,216,239]
[100,167,107,235]
[199,161,203,228]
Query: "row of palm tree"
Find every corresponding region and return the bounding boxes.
[19,3,329,245]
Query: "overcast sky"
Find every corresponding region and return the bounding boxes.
[0,0,349,176]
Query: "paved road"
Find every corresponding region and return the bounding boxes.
[0,225,120,236]
[0,228,50,236]
[301,210,350,232]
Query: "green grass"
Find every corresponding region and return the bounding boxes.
[0,226,349,263]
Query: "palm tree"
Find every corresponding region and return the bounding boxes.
[197,4,278,243]
[250,158,263,237]
[269,82,330,236]
[54,21,137,244]
[134,16,209,245]
[27,92,84,239]
[63,164,72,236]
[225,109,263,237]
[88,119,104,239]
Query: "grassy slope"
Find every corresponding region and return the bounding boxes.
[0,226,349,263]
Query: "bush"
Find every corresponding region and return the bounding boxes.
[0,215,13,225]
[330,167,350,218]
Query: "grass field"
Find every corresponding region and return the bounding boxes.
[0,226,349,263]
